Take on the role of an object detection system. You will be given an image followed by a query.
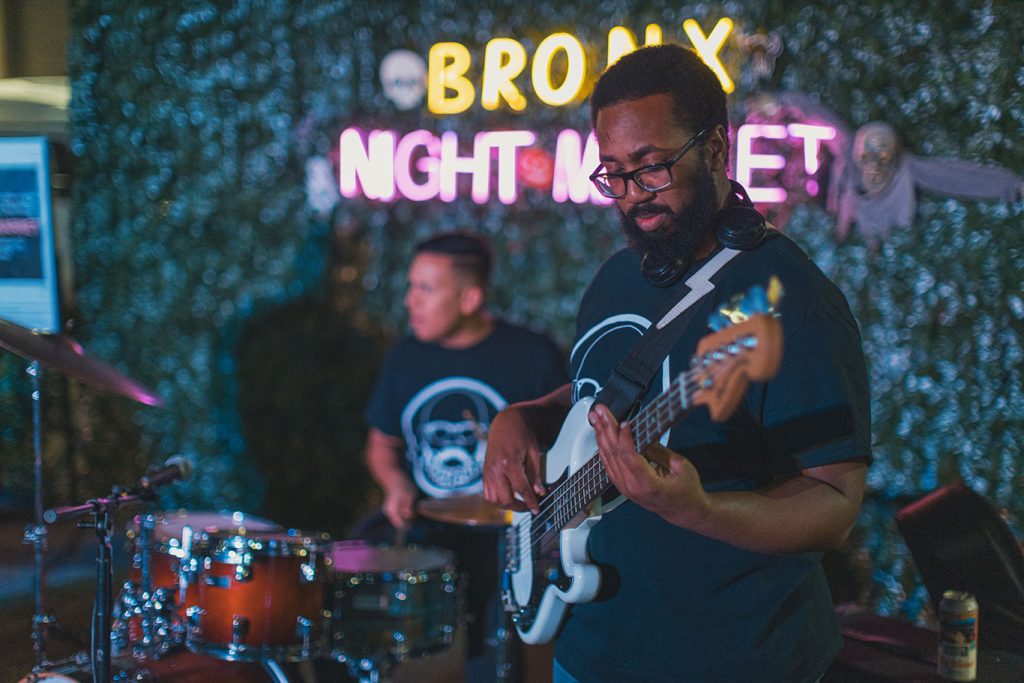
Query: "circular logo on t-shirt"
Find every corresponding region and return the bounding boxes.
[400,377,508,498]
[570,313,672,404]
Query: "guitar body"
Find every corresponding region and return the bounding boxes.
[506,397,604,644]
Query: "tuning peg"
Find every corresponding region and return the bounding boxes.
[707,310,732,332]
[767,276,784,309]
[745,285,769,314]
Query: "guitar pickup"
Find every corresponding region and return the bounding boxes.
[504,525,519,572]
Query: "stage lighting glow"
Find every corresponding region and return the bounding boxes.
[551,130,613,205]
[787,123,837,174]
[531,33,586,107]
[338,128,396,201]
[428,42,475,115]
[482,38,529,111]
[683,18,735,93]
[394,130,441,202]
[736,124,788,203]
[607,24,663,67]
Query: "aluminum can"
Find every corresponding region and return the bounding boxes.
[937,590,978,681]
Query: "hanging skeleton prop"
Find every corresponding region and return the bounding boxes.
[837,121,1023,241]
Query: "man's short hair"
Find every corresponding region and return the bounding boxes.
[590,44,729,150]
[413,231,493,287]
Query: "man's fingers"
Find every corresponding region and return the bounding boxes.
[386,508,409,531]
[506,466,541,513]
[484,474,529,512]
[525,450,547,497]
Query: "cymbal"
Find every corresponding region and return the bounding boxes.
[0,317,163,406]
[417,494,512,528]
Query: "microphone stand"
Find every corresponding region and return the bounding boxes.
[46,487,154,682]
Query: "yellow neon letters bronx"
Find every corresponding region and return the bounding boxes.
[428,19,735,114]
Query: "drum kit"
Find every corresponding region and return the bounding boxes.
[33,504,506,683]
[101,510,467,682]
[1,317,516,683]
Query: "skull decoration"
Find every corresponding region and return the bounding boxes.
[853,122,901,196]
[380,49,427,111]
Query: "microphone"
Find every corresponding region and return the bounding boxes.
[137,455,193,491]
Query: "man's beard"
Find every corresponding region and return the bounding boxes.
[618,158,719,271]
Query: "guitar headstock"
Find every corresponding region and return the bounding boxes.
[690,278,784,422]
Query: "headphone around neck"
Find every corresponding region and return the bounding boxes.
[641,179,767,288]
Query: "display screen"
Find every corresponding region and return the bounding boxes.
[0,137,60,333]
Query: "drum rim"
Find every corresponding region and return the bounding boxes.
[127,509,283,543]
[327,540,456,574]
[187,634,325,662]
[205,529,332,558]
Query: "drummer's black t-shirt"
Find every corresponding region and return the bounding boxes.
[365,319,566,499]
[556,234,872,682]
[362,319,566,666]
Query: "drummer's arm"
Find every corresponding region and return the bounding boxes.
[365,428,417,530]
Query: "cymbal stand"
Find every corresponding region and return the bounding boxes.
[46,488,152,683]
[21,360,56,671]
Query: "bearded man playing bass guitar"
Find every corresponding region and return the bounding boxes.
[483,45,871,683]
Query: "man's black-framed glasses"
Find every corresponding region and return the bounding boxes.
[589,128,709,199]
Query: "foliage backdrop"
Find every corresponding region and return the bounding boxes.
[0,0,1020,621]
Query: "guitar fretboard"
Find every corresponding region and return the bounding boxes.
[532,372,692,536]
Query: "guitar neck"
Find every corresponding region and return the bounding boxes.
[548,373,692,528]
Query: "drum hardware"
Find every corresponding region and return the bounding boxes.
[45,486,155,682]
[296,616,313,652]
[175,523,197,607]
[231,616,250,646]
[417,494,516,682]
[1,316,164,674]
[203,575,232,588]
[44,461,192,680]
[17,647,325,682]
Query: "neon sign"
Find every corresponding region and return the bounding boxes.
[331,18,840,207]
[338,123,835,206]
[428,18,735,115]
[735,123,837,203]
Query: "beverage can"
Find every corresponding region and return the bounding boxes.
[937,590,978,681]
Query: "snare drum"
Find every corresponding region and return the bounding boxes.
[327,541,459,662]
[188,529,331,662]
[115,510,281,655]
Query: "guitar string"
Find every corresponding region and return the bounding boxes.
[516,375,696,562]
[513,331,757,563]
[514,367,707,561]
[512,334,757,566]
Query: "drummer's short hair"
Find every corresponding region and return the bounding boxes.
[414,232,493,287]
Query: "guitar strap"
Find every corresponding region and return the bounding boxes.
[594,246,742,422]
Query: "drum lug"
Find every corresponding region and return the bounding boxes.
[234,552,253,582]
[203,575,231,588]
[232,614,250,645]
[296,616,312,651]
[186,605,204,628]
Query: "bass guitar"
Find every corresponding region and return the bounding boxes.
[503,288,784,644]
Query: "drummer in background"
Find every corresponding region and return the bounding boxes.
[357,231,567,681]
